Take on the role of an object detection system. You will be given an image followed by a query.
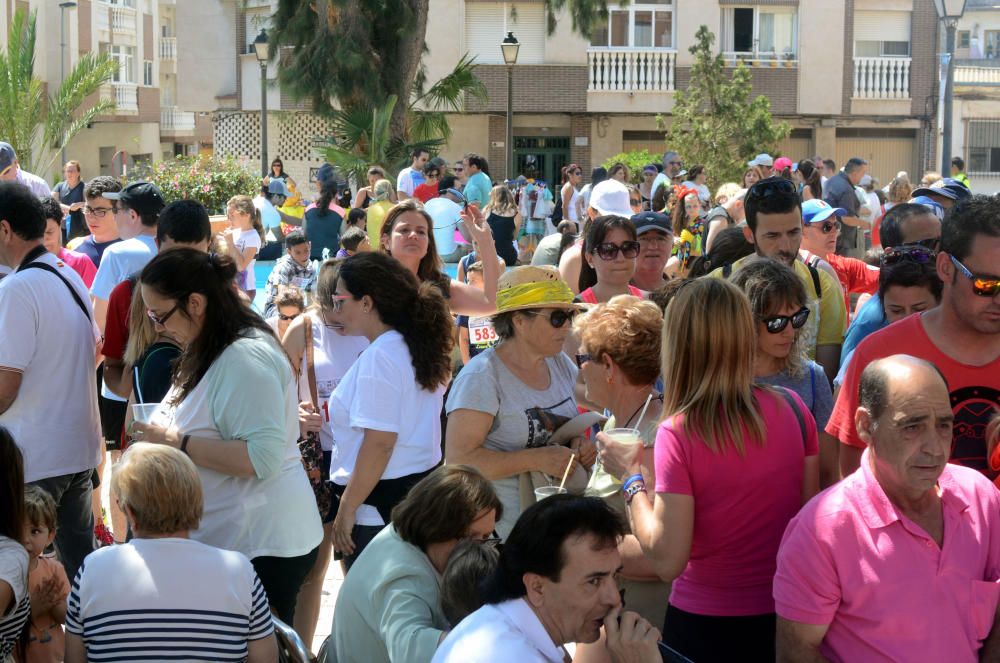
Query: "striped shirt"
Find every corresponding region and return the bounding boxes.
[66,537,273,661]
[0,537,29,660]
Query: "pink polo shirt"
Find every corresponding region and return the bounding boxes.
[57,247,97,288]
[654,387,818,616]
[774,448,1000,663]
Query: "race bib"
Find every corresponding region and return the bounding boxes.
[469,317,498,351]
[318,378,339,423]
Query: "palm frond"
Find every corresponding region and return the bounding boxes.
[411,54,486,112]
[43,52,118,154]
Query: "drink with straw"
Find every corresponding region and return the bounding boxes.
[603,427,643,448]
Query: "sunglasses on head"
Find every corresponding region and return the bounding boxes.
[593,241,641,261]
[808,219,841,234]
[882,245,935,266]
[523,308,578,329]
[747,178,796,201]
[950,255,1000,297]
[910,236,941,252]
[762,306,810,333]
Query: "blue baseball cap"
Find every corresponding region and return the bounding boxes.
[801,199,846,225]
[910,177,971,201]
[909,195,946,221]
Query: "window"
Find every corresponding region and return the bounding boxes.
[959,30,970,49]
[590,0,673,49]
[245,8,271,54]
[143,60,153,87]
[986,31,1000,59]
[721,7,797,58]
[967,121,1000,173]
[107,45,135,83]
[106,0,136,6]
[854,11,911,57]
[464,3,545,64]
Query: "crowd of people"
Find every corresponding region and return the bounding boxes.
[0,133,998,663]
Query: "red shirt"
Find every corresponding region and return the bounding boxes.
[824,252,879,296]
[826,314,1000,474]
[103,279,134,362]
[413,183,438,203]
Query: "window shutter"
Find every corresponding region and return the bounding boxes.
[464,2,545,65]
[854,10,910,43]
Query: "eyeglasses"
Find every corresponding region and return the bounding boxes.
[0,165,12,178]
[950,255,1000,297]
[747,178,796,201]
[278,312,300,321]
[593,241,641,261]
[327,294,352,312]
[574,352,591,368]
[882,245,935,266]
[84,205,116,218]
[147,304,179,326]
[523,308,578,329]
[629,198,642,207]
[762,306,810,333]
[454,166,464,172]
[807,219,841,234]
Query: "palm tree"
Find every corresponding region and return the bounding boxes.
[0,9,117,177]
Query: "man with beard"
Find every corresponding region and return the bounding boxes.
[433,495,661,663]
[710,177,847,381]
[829,195,1000,479]
[629,211,672,292]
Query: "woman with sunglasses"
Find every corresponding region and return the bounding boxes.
[666,187,705,278]
[733,260,836,486]
[381,199,500,316]
[413,163,442,203]
[323,252,454,568]
[599,277,819,662]
[130,249,323,625]
[281,261,371,645]
[560,164,583,224]
[446,266,591,539]
[578,215,643,304]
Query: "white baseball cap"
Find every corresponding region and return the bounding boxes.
[747,153,774,168]
[588,179,634,218]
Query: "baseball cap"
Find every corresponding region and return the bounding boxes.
[267,179,291,197]
[910,177,971,201]
[774,157,793,172]
[747,153,774,168]
[103,181,165,215]
[588,179,633,218]
[801,199,846,225]
[631,211,672,236]
[0,142,15,175]
[909,195,946,221]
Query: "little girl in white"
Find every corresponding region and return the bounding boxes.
[224,195,264,301]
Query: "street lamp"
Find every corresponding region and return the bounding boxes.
[59,2,77,168]
[934,0,968,175]
[253,29,271,178]
[501,32,519,180]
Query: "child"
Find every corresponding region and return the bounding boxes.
[265,287,305,341]
[22,486,69,663]
[336,226,371,258]
[456,262,498,365]
[224,195,264,301]
[262,230,316,317]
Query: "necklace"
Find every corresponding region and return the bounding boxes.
[622,392,663,428]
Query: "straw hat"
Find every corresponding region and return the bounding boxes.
[495,265,578,314]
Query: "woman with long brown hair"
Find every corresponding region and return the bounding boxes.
[600,278,819,662]
[794,160,823,201]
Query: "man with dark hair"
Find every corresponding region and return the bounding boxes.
[397,148,430,201]
[433,495,660,663]
[951,156,970,189]
[828,195,1000,479]
[824,157,869,258]
[776,355,1000,663]
[67,176,122,269]
[710,177,847,381]
[462,153,493,209]
[262,230,316,318]
[0,181,101,581]
[0,141,50,197]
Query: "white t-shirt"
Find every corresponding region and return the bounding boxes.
[151,330,323,558]
[651,172,670,202]
[252,195,281,230]
[0,252,102,482]
[682,180,711,205]
[425,197,462,256]
[432,598,567,663]
[0,537,29,661]
[234,228,262,292]
[66,538,273,662]
[561,183,580,222]
[329,330,445,526]
[397,167,425,196]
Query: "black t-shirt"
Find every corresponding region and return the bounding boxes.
[304,206,343,261]
[133,341,181,405]
[54,180,88,241]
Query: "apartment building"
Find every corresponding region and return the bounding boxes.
[0,0,210,181]
[948,0,1000,192]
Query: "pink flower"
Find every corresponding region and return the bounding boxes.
[203,184,212,192]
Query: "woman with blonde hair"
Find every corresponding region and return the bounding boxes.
[365,179,396,248]
[600,278,819,662]
[224,195,264,299]
[483,184,521,266]
[124,283,181,405]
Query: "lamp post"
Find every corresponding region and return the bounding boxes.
[253,29,271,178]
[59,2,77,167]
[501,32,520,181]
[934,0,968,175]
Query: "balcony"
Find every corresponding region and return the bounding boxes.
[159,37,176,61]
[160,107,196,136]
[95,2,138,42]
[722,51,798,68]
[955,60,1000,97]
[587,48,677,92]
[100,82,138,114]
[853,57,911,100]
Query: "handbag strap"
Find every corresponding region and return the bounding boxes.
[303,314,319,407]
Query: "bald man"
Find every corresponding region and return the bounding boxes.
[775,355,1000,663]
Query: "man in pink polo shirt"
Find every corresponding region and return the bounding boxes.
[774,355,1000,663]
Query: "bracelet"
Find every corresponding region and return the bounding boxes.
[180,434,191,455]
[623,480,646,505]
[621,473,644,492]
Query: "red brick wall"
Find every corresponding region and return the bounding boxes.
[570,115,591,175]
[78,0,92,55]
[467,65,587,114]
[675,65,799,116]
[487,114,507,180]
[143,13,153,60]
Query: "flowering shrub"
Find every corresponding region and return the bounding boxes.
[136,155,259,214]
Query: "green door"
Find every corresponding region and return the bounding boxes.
[514,136,570,186]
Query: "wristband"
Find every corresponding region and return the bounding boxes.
[621,473,644,492]
[623,480,646,505]
[180,434,191,455]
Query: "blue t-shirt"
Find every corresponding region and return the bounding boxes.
[74,237,120,269]
[839,293,886,366]
[464,172,492,209]
[90,234,158,301]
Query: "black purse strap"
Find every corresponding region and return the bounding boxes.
[17,246,91,322]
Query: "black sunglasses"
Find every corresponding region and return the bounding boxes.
[575,352,591,368]
[910,237,941,252]
[523,308,578,329]
[762,306,810,333]
[808,219,841,234]
[882,245,935,266]
[278,312,301,321]
[747,178,796,201]
[593,241,641,261]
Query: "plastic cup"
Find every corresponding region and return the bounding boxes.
[604,427,643,448]
[131,403,161,424]
[534,486,568,502]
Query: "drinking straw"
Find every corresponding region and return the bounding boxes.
[558,453,576,492]
[635,393,655,430]
[133,366,145,405]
